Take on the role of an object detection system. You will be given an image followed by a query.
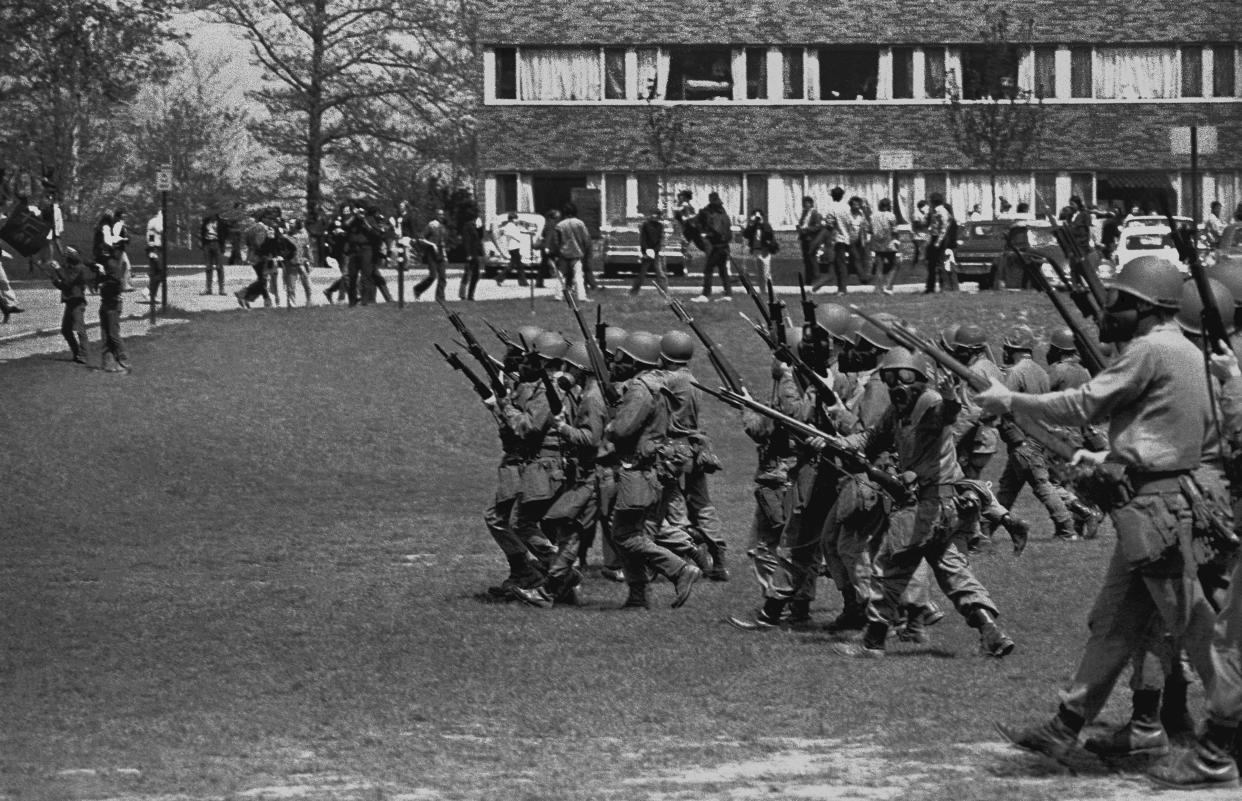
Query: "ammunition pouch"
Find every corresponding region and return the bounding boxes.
[1181,470,1240,566]
[1111,490,1192,575]
[688,432,723,474]
[519,455,565,502]
[615,466,661,510]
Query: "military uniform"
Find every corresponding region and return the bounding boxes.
[499,378,568,570]
[740,371,800,601]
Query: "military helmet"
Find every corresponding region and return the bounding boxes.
[602,325,628,356]
[62,246,81,264]
[1002,325,1036,351]
[1175,277,1238,336]
[1047,326,1077,352]
[952,323,988,350]
[821,304,855,341]
[1106,255,1184,309]
[515,325,545,352]
[618,331,662,366]
[660,330,695,363]
[938,324,961,352]
[1208,256,1242,309]
[562,342,592,371]
[878,346,933,383]
[853,319,894,351]
[531,331,569,361]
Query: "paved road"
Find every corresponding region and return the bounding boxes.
[1,263,948,364]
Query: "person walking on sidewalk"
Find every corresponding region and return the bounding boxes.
[50,246,90,364]
[742,209,778,288]
[556,202,592,302]
[690,191,734,302]
[631,207,668,295]
[413,208,449,302]
[200,211,225,295]
[145,210,165,307]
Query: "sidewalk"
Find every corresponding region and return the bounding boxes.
[1,263,948,363]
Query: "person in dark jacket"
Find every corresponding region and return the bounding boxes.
[742,209,778,287]
[631,207,668,294]
[691,191,733,302]
[51,246,89,364]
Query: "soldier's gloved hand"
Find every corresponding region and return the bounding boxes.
[805,435,828,452]
[739,386,752,400]
[974,378,1013,414]
[482,394,498,408]
[1209,349,1242,383]
[1071,449,1108,467]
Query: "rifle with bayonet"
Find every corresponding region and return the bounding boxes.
[739,311,844,404]
[435,343,495,401]
[653,282,746,394]
[693,380,912,503]
[767,279,787,347]
[485,319,519,351]
[540,371,564,416]
[1164,203,1231,354]
[1046,220,1108,317]
[562,287,621,405]
[734,265,771,330]
[1005,237,1108,375]
[439,301,507,398]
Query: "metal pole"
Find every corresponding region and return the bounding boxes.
[1190,125,1199,229]
[161,189,169,313]
[398,260,405,308]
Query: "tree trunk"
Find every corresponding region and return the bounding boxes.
[305,0,326,222]
[989,170,997,219]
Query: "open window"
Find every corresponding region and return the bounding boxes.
[666,46,733,100]
[959,44,1021,99]
[494,47,517,100]
[817,46,879,100]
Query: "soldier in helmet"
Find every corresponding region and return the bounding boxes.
[1046,327,1091,391]
[493,331,574,607]
[482,326,555,600]
[980,256,1219,773]
[583,325,629,582]
[831,346,1016,659]
[1043,327,1109,539]
[996,325,1080,542]
[540,341,608,606]
[606,331,702,609]
[658,329,729,580]
[950,323,1002,481]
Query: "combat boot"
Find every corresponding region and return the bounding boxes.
[511,585,552,608]
[622,583,649,610]
[825,600,867,635]
[1000,513,1030,555]
[831,621,887,658]
[785,599,812,627]
[727,598,784,631]
[968,608,1015,658]
[1161,679,1196,746]
[1069,499,1104,539]
[1149,722,1239,790]
[896,604,931,644]
[707,552,730,582]
[1053,518,1080,541]
[1083,691,1170,758]
[691,543,713,573]
[670,564,702,608]
[996,711,1091,768]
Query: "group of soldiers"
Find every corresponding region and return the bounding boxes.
[452,247,1242,791]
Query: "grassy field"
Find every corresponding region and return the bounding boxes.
[0,290,1202,801]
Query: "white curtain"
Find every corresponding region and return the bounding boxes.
[669,174,744,220]
[637,48,668,99]
[519,48,601,101]
[1211,172,1237,221]
[1096,47,1180,99]
[949,173,1033,219]
[1017,48,1034,93]
[806,173,889,209]
[771,174,804,228]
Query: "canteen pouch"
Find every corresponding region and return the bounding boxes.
[519,456,564,502]
[615,467,660,511]
[690,432,723,474]
[1111,493,1190,575]
[495,463,521,503]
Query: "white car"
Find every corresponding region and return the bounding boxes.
[1113,224,1186,272]
[1121,214,1193,230]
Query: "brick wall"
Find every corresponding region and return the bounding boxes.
[480,0,1242,45]
[478,103,1241,173]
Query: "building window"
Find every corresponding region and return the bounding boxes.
[496,174,518,214]
[1214,45,1237,97]
[746,174,768,217]
[959,44,1020,99]
[637,175,660,214]
[1034,172,1057,216]
[495,47,517,100]
[924,46,947,99]
[1070,47,1092,97]
[1181,47,1203,97]
[519,48,601,101]
[782,48,804,99]
[818,46,879,100]
[1070,172,1094,206]
[605,173,627,226]
[746,47,767,99]
[637,48,662,98]
[667,46,733,100]
[1095,47,1180,99]
[1033,47,1056,98]
[604,48,626,100]
[892,47,914,99]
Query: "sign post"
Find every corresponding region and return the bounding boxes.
[155,163,173,321]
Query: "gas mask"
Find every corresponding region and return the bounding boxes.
[610,354,637,382]
[797,328,832,375]
[1099,291,1143,343]
[839,345,879,373]
[518,354,544,382]
[882,368,925,412]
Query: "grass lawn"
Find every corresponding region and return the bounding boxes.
[0,291,1198,801]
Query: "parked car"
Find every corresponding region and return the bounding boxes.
[1113,224,1186,273]
[1213,222,1242,261]
[600,219,686,278]
[1121,214,1193,230]
[482,212,550,279]
[954,219,1054,289]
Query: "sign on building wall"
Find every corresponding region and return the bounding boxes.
[572,188,602,238]
[878,149,914,171]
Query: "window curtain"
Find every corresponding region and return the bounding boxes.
[1017,49,1034,94]
[519,48,602,101]
[1211,172,1237,222]
[949,173,1033,219]
[806,173,890,208]
[1095,47,1180,99]
[771,174,804,228]
[668,174,744,219]
[637,48,668,99]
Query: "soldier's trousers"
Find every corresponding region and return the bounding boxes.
[1058,492,1216,725]
[611,471,686,587]
[771,461,839,601]
[866,497,997,626]
[749,483,788,599]
[1207,553,1242,726]
[996,453,1073,529]
[822,498,887,610]
[655,484,701,564]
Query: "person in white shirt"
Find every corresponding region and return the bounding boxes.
[145,210,165,305]
[111,208,135,292]
[1206,201,1226,250]
[496,212,527,287]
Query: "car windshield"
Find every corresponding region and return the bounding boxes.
[1126,233,1173,250]
[1025,229,1057,247]
[963,223,1004,240]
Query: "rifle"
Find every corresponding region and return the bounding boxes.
[1005,238,1108,375]
[798,274,818,332]
[1048,221,1108,314]
[767,279,787,346]
[485,319,519,351]
[734,265,771,329]
[451,338,514,380]
[540,371,564,416]
[439,302,506,398]
[594,305,607,356]
[563,287,621,405]
[654,283,746,394]
[1164,203,1230,354]
[693,381,912,502]
[739,311,840,404]
[434,343,494,401]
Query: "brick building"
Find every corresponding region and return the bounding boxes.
[475,1,1241,229]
